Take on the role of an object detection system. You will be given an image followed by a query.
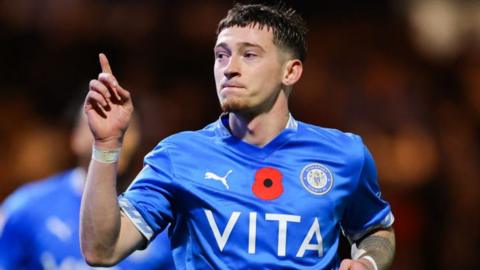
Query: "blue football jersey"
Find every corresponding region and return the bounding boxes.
[119,114,394,270]
[0,168,174,270]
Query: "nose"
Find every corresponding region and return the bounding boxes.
[224,56,240,79]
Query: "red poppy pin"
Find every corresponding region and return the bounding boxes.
[252,167,284,200]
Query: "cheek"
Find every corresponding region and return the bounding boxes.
[255,63,283,85]
[214,69,223,88]
[214,61,224,76]
[251,75,280,98]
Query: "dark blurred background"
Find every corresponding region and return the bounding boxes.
[0,0,479,269]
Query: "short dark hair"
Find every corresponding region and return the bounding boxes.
[217,3,308,62]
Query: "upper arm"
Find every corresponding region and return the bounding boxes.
[107,142,176,265]
[359,226,395,246]
[118,143,176,242]
[113,212,148,261]
[83,212,147,267]
[341,144,394,242]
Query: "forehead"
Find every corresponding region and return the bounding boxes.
[215,25,275,49]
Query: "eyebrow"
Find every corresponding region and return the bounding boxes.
[214,42,266,53]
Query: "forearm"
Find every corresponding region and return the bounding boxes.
[80,159,121,265]
[354,227,395,270]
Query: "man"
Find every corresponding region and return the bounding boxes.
[0,109,174,270]
[81,3,395,270]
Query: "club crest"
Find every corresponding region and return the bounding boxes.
[300,163,334,195]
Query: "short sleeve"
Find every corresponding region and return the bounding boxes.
[119,143,176,242]
[340,145,394,242]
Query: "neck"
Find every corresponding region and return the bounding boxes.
[228,92,290,146]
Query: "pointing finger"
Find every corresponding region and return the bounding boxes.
[99,53,113,74]
[98,53,121,101]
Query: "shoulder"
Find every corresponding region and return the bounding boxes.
[298,121,364,148]
[296,121,368,166]
[149,123,219,153]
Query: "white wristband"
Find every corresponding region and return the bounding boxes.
[351,243,378,270]
[92,146,121,163]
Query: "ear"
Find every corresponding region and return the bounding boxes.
[282,59,303,86]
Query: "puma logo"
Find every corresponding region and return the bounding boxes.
[204,170,232,190]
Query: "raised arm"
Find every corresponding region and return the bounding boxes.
[80,53,146,266]
[340,227,395,270]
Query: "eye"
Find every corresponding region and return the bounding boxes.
[244,52,258,58]
[215,51,229,60]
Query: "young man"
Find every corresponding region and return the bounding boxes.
[81,3,395,270]
[0,110,175,269]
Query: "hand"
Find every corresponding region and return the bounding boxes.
[84,53,133,149]
[339,258,374,270]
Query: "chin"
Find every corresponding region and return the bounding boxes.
[220,98,248,113]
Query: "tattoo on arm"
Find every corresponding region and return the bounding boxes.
[357,230,395,270]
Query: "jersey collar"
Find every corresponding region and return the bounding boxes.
[215,113,298,159]
[216,112,298,136]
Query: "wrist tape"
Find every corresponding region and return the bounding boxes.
[351,243,378,270]
[92,145,121,163]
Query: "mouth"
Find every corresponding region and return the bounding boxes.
[221,82,244,89]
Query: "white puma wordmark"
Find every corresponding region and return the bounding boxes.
[204,170,232,190]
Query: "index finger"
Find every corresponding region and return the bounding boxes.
[99,53,113,74]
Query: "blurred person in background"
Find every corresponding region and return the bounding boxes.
[80,3,395,270]
[0,106,174,270]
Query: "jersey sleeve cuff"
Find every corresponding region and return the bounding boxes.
[118,197,154,241]
[346,211,395,242]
